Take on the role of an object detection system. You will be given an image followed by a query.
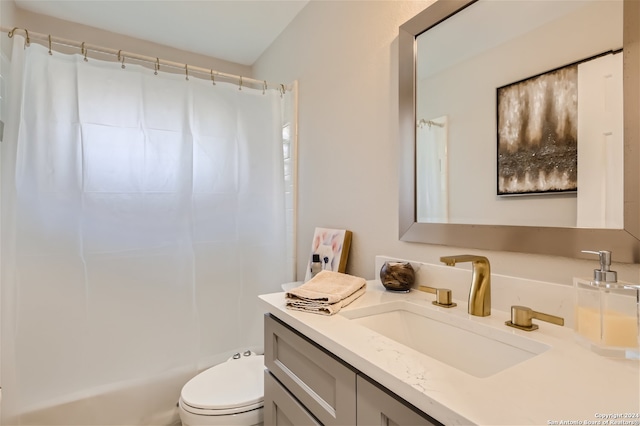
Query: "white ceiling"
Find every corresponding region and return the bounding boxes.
[14,0,309,65]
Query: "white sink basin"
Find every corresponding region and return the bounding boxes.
[340,300,550,378]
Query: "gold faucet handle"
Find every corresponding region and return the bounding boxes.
[506,305,564,331]
[418,285,457,308]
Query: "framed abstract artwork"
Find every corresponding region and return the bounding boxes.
[497,62,578,195]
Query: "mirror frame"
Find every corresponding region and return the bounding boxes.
[399,0,640,263]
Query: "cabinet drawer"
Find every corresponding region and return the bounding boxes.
[264,314,357,426]
[357,375,442,426]
[264,371,321,426]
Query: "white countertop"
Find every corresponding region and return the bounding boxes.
[259,281,640,425]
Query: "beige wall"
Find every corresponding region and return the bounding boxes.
[4,2,251,78]
[1,0,16,57]
[253,0,640,286]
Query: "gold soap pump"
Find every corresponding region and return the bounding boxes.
[575,250,639,358]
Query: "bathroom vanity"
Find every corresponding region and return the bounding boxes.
[264,313,438,426]
[260,259,640,425]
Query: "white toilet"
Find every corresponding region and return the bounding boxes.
[178,351,265,426]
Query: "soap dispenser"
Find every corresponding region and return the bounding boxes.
[574,250,639,359]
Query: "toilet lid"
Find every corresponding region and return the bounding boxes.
[181,354,264,411]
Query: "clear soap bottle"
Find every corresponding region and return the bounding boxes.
[574,250,639,359]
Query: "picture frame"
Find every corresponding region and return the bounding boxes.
[304,228,352,281]
[496,62,579,196]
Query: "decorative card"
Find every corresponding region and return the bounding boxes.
[304,228,352,281]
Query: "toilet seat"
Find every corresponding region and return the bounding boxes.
[180,354,265,416]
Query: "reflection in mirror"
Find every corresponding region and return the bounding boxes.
[415,0,622,228]
[398,0,640,262]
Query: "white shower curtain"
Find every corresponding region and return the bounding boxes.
[416,116,449,223]
[1,36,294,424]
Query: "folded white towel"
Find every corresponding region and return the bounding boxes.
[285,270,366,315]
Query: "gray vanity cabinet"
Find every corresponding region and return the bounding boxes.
[264,314,357,425]
[264,314,442,426]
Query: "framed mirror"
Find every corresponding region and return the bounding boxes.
[399,0,640,263]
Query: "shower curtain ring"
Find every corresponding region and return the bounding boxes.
[81,42,88,62]
[154,58,159,75]
[211,70,216,86]
[118,50,126,69]
[7,27,29,46]
[280,84,286,98]
[48,35,53,55]
[238,76,243,91]
[185,64,189,81]
[263,80,267,95]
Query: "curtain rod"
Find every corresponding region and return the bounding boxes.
[1,26,288,93]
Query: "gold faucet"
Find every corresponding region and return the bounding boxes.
[440,255,491,317]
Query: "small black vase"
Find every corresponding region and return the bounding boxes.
[379,261,415,292]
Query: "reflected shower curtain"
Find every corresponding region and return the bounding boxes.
[416,116,448,223]
[2,36,293,424]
